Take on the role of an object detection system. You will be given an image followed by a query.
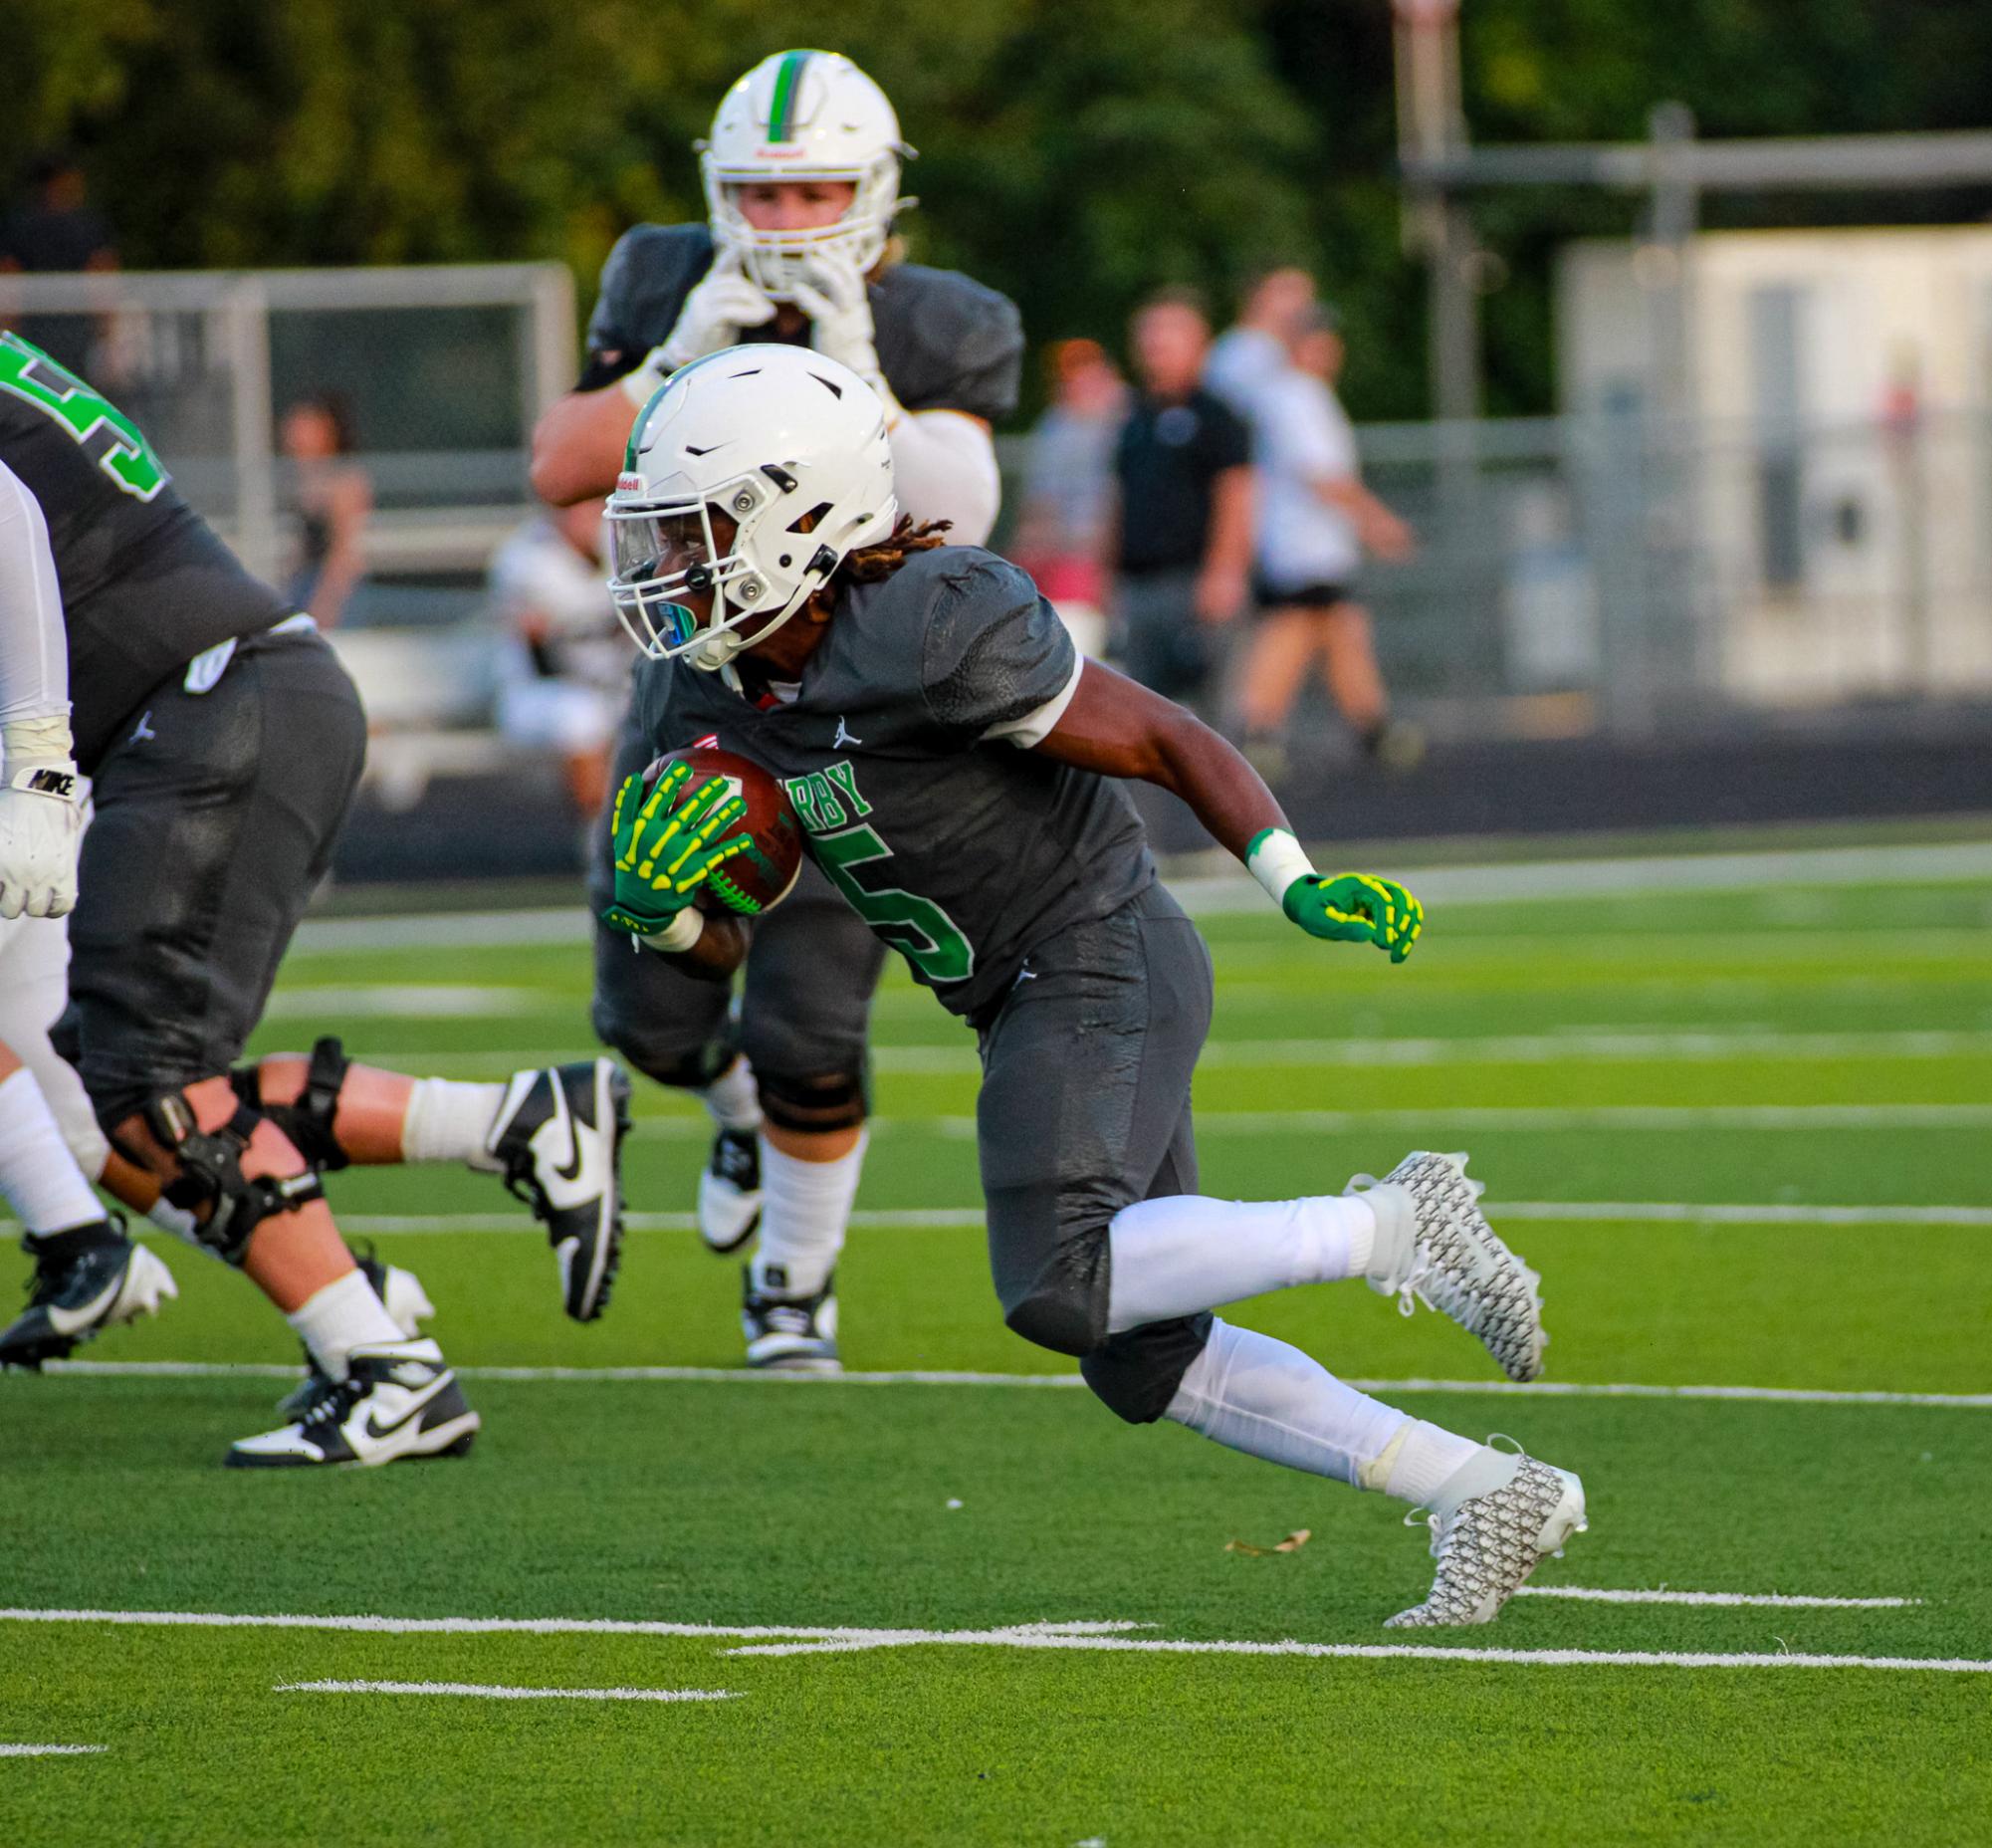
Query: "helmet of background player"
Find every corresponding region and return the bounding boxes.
[605,346,899,671]
[700,49,911,303]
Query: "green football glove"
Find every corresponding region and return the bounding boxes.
[599,763,751,939]
[1283,872,1425,962]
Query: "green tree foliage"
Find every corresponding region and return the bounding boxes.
[7,0,1992,418]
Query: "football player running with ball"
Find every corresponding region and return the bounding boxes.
[597,345,1588,1628]
[533,49,1021,1371]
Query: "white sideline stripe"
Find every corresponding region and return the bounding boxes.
[626,1102,1992,1141]
[286,840,1992,952]
[277,1680,736,1704]
[6,1610,1979,1676]
[0,1743,106,1757]
[41,1360,1992,1407]
[1513,1587,1921,1610]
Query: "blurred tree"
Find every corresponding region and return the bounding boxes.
[6,0,1992,419]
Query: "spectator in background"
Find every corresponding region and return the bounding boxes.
[1205,264,1315,425]
[1011,338,1127,658]
[0,148,119,377]
[1237,303,1421,776]
[281,393,371,629]
[489,500,625,817]
[1107,290,1253,706]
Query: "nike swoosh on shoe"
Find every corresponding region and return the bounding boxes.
[47,1274,122,1337]
[362,1373,455,1443]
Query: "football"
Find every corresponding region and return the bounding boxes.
[647,743,804,916]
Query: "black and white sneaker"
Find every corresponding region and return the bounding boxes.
[486,1058,631,1322]
[227,1339,480,1469]
[0,1220,177,1370]
[742,1266,840,1373]
[698,1127,763,1254]
[275,1242,436,1417]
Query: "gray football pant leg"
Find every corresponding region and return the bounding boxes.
[977,884,1216,1423]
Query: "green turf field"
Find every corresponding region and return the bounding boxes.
[5,849,1990,1846]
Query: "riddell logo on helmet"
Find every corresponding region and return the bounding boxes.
[616,473,643,493]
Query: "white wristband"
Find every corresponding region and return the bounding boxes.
[2,711,74,763]
[639,906,705,955]
[1245,827,1315,907]
[619,351,670,409]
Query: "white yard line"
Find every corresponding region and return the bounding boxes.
[1512,1587,1921,1610]
[287,840,1992,954]
[626,1103,1992,1141]
[275,1680,736,1703]
[0,1743,106,1756]
[43,1359,1992,1407]
[6,1608,1976,1676]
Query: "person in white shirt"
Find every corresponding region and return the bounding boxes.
[1204,265,1315,424]
[1237,304,1421,772]
[490,501,627,816]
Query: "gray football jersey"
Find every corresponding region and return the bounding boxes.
[580,223,1023,424]
[631,549,1155,1019]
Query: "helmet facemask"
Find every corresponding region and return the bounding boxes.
[607,472,811,671]
[703,154,904,302]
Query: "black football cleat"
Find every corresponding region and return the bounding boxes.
[486,1058,632,1321]
[741,1266,840,1373]
[228,1339,479,1469]
[698,1126,764,1254]
[0,1220,177,1370]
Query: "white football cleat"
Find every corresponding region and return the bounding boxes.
[1354,1151,1547,1383]
[1387,1452,1588,1628]
[0,1221,177,1370]
[486,1059,632,1321]
[698,1126,764,1254]
[227,1339,479,1469]
[276,1244,436,1416]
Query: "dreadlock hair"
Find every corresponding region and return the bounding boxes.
[834,517,953,585]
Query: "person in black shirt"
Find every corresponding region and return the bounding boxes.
[0,149,118,379]
[1107,291,1253,705]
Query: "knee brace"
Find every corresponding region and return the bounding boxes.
[1079,1313,1215,1426]
[233,1035,351,1172]
[755,1063,870,1135]
[140,1091,325,1268]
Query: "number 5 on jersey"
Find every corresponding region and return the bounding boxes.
[811,822,975,985]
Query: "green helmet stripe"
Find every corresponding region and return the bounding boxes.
[767,49,811,143]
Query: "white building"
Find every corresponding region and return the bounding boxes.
[1559,225,1992,702]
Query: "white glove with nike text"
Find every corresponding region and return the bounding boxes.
[789,252,898,416]
[621,254,778,405]
[0,712,84,920]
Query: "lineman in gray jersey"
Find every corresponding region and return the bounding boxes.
[597,344,1589,1629]
[0,334,631,1466]
[531,49,1022,1370]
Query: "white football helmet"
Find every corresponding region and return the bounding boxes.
[606,346,899,671]
[701,50,911,302]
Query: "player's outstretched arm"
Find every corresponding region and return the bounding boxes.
[1032,661,1422,960]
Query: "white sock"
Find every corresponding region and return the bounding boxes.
[0,1066,106,1234]
[284,1268,407,1383]
[750,1130,867,1299]
[144,1197,204,1248]
[1164,1318,1408,1486]
[1371,1419,1511,1512]
[401,1077,506,1170]
[701,1056,762,1134]
[1105,1193,1377,1333]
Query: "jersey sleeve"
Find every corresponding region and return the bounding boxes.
[0,458,68,722]
[877,267,1025,425]
[576,225,717,392]
[919,555,1077,744]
